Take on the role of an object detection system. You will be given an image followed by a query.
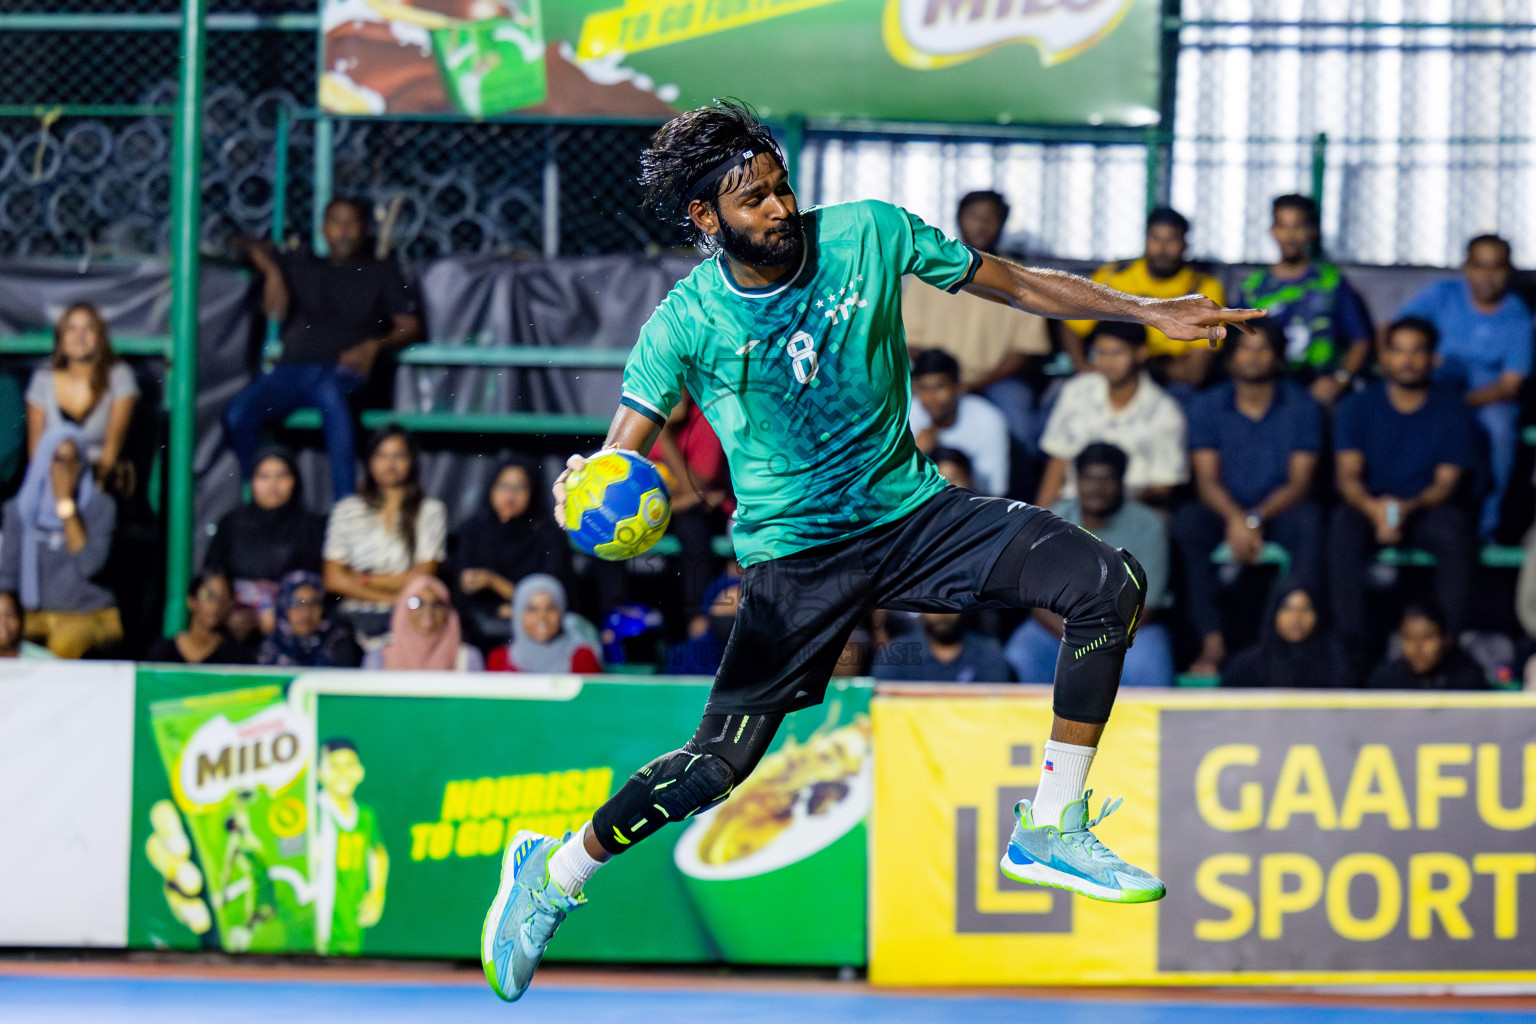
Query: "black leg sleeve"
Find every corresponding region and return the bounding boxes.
[590,713,784,856]
[981,515,1146,725]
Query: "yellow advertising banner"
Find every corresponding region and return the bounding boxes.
[870,689,1536,987]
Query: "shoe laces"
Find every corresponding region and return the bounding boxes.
[521,879,566,948]
[1060,796,1123,859]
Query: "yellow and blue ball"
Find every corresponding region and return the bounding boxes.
[563,450,672,561]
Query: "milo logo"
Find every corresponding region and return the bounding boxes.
[177,704,307,808]
[885,0,1135,69]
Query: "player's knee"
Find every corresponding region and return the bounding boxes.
[1058,540,1145,654]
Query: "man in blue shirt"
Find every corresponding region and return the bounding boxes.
[1397,234,1533,536]
[1330,317,1478,670]
[1172,323,1325,675]
[872,611,1013,683]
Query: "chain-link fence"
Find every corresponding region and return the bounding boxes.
[6,4,1536,268]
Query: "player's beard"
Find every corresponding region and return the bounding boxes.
[716,211,804,268]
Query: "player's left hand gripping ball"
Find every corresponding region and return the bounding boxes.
[562,450,672,560]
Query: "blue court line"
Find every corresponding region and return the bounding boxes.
[0,975,1529,1024]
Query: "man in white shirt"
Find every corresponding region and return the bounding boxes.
[1036,320,1187,508]
[909,348,1010,496]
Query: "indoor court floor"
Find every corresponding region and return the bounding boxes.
[3,961,1535,1024]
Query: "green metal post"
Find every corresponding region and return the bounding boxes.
[1143,126,1160,216]
[783,113,806,193]
[312,115,334,254]
[163,0,208,634]
[264,104,289,366]
[1310,132,1328,208]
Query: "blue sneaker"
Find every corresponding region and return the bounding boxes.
[1000,791,1165,904]
[481,830,585,1002]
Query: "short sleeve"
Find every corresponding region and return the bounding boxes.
[621,306,687,428]
[323,498,360,564]
[1501,300,1534,376]
[24,368,50,410]
[868,201,979,294]
[1038,377,1088,460]
[1185,392,1220,451]
[380,260,419,317]
[1333,393,1365,453]
[107,361,140,401]
[1437,399,1478,468]
[1145,398,1189,486]
[1335,277,1373,343]
[1291,390,1324,453]
[1396,280,1446,323]
[416,500,448,564]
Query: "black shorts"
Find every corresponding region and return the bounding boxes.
[704,486,1047,716]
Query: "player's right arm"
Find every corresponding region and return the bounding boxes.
[551,407,663,527]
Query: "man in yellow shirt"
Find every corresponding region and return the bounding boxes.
[1066,208,1225,389]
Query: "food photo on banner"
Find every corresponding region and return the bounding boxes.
[319,0,1160,124]
[127,667,871,965]
[869,690,1536,987]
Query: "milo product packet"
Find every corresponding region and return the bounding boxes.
[432,0,547,117]
[148,685,314,953]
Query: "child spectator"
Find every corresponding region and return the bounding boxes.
[1365,603,1490,690]
[364,575,482,671]
[144,571,249,665]
[324,426,446,644]
[257,570,360,668]
[487,574,602,673]
[27,303,139,495]
[204,447,325,638]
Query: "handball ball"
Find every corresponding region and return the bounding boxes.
[563,450,672,560]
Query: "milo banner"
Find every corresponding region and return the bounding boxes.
[320,0,1161,126]
[129,668,871,965]
[870,690,1536,986]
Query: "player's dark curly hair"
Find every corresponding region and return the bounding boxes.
[640,99,785,250]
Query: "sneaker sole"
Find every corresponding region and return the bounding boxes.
[481,829,545,1002]
[1000,854,1165,904]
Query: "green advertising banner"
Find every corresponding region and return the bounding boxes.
[128,668,871,966]
[320,0,1161,126]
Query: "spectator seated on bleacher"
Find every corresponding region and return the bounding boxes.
[1036,320,1186,509]
[1365,603,1491,691]
[486,574,602,674]
[903,190,1049,449]
[909,349,1010,497]
[144,571,250,665]
[363,574,482,671]
[1221,582,1344,688]
[446,455,574,651]
[27,303,139,497]
[1172,321,1324,675]
[224,198,422,502]
[0,590,54,660]
[0,427,121,658]
[1007,443,1174,688]
[323,426,447,645]
[1236,193,1372,406]
[929,447,974,490]
[1064,206,1225,394]
[257,570,360,668]
[204,446,325,640]
[1397,234,1532,537]
[665,571,741,676]
[1329,318,1477,664]
[655,393,735,617]
[872,611,1012,683]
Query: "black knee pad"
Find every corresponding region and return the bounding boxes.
[1060,543,1146,656]
[1116,547,1149,648]
[592,748,736,854]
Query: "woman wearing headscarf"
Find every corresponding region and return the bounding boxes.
[204,447,326,637]
[257,570,360,668]
[446,456,574,650]
[1221,581,1344,689]
[487,574,602,673]
[363,574,482,671]
[0,425,121,658]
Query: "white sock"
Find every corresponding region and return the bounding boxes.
[547,823,606,896]
[1031,740,1096,829]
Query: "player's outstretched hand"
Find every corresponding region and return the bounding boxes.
[1144,294,1265,345]
[552,453,586,529]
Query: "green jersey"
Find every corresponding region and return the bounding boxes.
[317,797,382,955]
[622,199,980,566]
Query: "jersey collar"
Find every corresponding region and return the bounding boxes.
[714,240,809,300]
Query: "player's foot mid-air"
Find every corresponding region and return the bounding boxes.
[482,100,1263,1001]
